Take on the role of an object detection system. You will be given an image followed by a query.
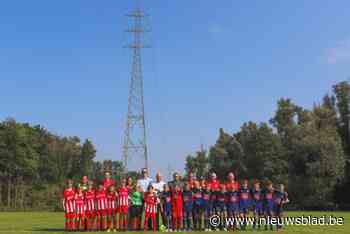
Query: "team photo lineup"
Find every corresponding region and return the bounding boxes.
[62,168,289,232]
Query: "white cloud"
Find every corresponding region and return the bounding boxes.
[326,38,350,64]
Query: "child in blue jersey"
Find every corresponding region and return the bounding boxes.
[161,184,172,232]
[239,179,250,230]
[183,182,193,231]
[216,184,227,231]
[202,183,212,231]
[251,180,263,230]
[274,184,289,230]
[192,181,204,231]
[226,184,239,230]
[263,181,275,231]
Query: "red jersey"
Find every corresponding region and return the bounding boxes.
[63,188,75,213]
[208,179,220,191]
[118,187,129,207]
[102,179,115,191]
[96,189,107,210]
[85,188,95,212]
[225,180,240,191]
[144,192,157,214]
[171,190,183,218]
[107,191,117,210]
[75,190,85,215]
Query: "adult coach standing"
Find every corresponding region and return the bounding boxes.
[137,168,153,192]
[168,172,184,190]
[152,173,166,193]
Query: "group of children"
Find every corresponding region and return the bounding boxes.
[62,174,289,232]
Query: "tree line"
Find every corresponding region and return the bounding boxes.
[0,120,124,211]
[186,81,350,210]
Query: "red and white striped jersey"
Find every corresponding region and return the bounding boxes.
[84,189,95,212]
[118,187,129,207]
[103,179,116,191]
[75,191,85,215]
[107,191,117,209]
[144,192,157,214]
[96,189,107,210]
[63,188,75,213]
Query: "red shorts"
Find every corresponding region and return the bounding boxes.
[65,212,76,219]
[107,208,117,216]
[172,206,183,219]
[118,206,129,214]
[97,209,106,216]
[145,212,156,217]
[76,213,85,218]
[85,210,95,217]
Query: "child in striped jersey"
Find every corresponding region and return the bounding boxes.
[144,185,158,231]
[96,184,107,231]
[118,178,130,231]
[84,181,96,231]
[106,185,118,232]
[74,186,86,231]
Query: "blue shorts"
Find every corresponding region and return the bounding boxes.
[203,204,212,218]
[163,204,172,217]
[274,206,283,216]
[227,204,239,216]
[253,203,264,215]
[215,203,226,213]
[264,205,274,216]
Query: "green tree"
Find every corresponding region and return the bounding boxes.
[79,139,96,178]
[209,128,246,179]
[185,148,209,179]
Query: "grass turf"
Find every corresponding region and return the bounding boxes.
[0,211,348,234]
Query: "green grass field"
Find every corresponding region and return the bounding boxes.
[0,211,348,234]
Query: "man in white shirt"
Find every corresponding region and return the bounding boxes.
[137,168,153,192]
[152,172,166,194]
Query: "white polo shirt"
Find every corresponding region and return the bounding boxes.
[152,181,166,193]
[137,177,153,192]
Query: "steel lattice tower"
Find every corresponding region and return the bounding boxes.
[123,2,149,171]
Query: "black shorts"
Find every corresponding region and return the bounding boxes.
[130,205,142,218]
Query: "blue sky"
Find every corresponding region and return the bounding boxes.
[1,1,350,179]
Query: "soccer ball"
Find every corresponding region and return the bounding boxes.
[160,224,166,232]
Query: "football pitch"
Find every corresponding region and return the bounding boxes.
[0,211,349,234]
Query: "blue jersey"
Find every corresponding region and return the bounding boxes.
[264,190,274,211]
[216,191,226,212]
[226,191,239,214]
[239,188,250,208]
[192,188,204,207]
[251,189,263,207]
[183,190,193,211]
[162,191,172,215]
[274,191,287,208]
[202,190,211,208]
[251,189,263,214]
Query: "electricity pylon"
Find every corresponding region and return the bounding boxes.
[122,2,150,171]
